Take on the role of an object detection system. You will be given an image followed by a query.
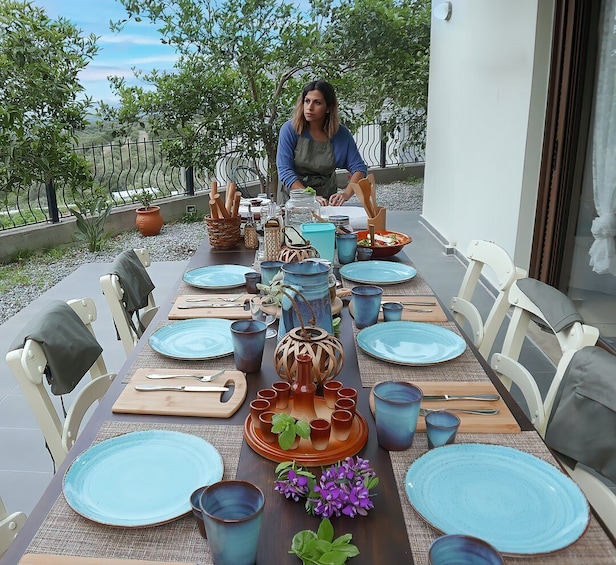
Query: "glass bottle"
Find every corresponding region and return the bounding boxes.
[290,353,317,423]
[285,189,320,244]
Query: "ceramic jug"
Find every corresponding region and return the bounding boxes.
[278,260,333,339]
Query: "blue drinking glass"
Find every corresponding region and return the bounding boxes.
[425,410,461,449]
[352,285,383,329]
[429,535,504,565]
[199,480,265,565]
[373,381,423,450]
[230,320,267,373]
[336,233,358,264]
[382,301,404,321]
[259,260,284,287]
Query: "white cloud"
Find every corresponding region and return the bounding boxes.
[79,66,136,81]
[99,33,162,46]
[129,55,179,65]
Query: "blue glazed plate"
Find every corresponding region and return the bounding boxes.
[405,444,589,555]
[183,265,256,289]
[63,430,224,527]
[356,321,466,365]
[149,318,233,360]
[339,260,417,285]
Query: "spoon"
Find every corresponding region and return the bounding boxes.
[146,370,226,382]
[185,294,243,303]
[420,408,500,416]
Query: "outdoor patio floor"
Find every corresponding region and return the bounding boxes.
[0,210,562,519]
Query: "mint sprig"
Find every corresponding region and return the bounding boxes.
[290,518,360,565]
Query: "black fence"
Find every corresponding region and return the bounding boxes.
[0,123,424,230]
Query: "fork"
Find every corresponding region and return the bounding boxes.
[185,294,243,303]
[146,370,226,382]
[420,407,499,416]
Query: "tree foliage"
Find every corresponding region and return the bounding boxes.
[100,0,430,193]
[0,1,99,196]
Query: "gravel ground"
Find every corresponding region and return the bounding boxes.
[0,180,423,324]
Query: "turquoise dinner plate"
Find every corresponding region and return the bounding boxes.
[339,260,417,285]
[149,318,233,360]
[183,264,256,289]
[356,321,466,365]
[63,430,224,527]
[405,444,589,555]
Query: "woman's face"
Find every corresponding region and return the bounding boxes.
[303,89,328,125]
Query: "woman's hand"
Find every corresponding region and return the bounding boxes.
[316,196,328,206]
[328,192,348,206]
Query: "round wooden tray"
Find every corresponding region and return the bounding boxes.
[243,396,369,466]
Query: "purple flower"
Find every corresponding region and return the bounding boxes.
[275,456,378,519]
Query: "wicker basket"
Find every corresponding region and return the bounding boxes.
[205,215,242,249]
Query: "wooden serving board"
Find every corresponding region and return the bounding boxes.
[169,294,251,319]
[244,396,368,466]
[19,556,193,565]
[349,295,448,323]
[369,381,521,434]
[112,368,247,418]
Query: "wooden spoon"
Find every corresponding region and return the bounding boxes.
[358,178,376,217]
[367,173,378,213]
[351,182,375,218]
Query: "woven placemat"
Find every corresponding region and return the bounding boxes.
[390,431,616,565]
[341,269,433,295]
[26,421,244,565]
[355,321,491,387]
[124,321,237,383]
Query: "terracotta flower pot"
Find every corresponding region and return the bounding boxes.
[136,206,163,236]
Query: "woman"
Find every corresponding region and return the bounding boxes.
[277,80,367,206]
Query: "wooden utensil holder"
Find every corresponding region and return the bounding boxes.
[367,206,386,231]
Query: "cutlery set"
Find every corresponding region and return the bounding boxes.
[136,370,228,392]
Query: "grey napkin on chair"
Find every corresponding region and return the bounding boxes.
[545,346,616,483]
[516,278,583,332]
[8,300,103,395]
[109,249,155,314]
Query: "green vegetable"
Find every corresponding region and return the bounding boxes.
[332,316,341,335]
[289,519,360,565]
[271,413,310,450]
[304,186,316,195]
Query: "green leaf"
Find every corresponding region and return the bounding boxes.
[318,550,349,565]
[278,427,296,450]
[317,518,334,543]
[295,420,311,439]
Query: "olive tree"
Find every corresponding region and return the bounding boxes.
[101,0,430,194]
[0,1,99,199]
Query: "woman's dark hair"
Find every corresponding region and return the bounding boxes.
[291,80,340,138]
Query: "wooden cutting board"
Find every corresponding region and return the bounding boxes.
[19,556,193,565]
[169,294,251,319]
[369,381,521,433]
[349,295,448,323]
[112,368,247,418]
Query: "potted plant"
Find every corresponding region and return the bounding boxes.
[135,188,163,236]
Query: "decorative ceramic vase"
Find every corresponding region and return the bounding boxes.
[277,226,319,263]
[135,206,163,236]
[274,326,344,387]
[289,354,317,423]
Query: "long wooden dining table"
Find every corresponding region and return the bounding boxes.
[4,232,616,565]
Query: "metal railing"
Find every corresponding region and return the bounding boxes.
[0,122,424,230]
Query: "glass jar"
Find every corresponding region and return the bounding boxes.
[285,189,320,236]
[329,215,351,233]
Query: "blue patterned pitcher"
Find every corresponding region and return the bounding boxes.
[278,261,333,339]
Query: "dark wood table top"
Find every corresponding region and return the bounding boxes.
[4,237,611,564]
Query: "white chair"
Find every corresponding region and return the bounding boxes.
[100,248,158,355]
[0,496,26,557]
[450,239,527,359]
[5,298,116,466]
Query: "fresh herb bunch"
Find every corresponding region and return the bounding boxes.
[271,413,311,450]
[275,457,378,519]
[256,271,284,305]
[290,518,359,565]
[304,186,316,195]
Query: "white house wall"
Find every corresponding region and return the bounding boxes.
[422,0,555,280]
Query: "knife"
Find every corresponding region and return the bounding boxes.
[178,303,240,309]
[403,307,433,313]
[423,394,500,401]
[135,385,229,392]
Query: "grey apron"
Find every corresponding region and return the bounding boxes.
[281,135,337,202]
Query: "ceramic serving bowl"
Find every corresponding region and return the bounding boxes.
[355,229,412,258]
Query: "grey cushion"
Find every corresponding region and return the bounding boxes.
[516,278,583,332]
[9,301,103,395]
[545,346,616,483]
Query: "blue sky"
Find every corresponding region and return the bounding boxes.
[34,0,178,103]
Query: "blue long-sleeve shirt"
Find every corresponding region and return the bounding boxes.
[276,120,368,189]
